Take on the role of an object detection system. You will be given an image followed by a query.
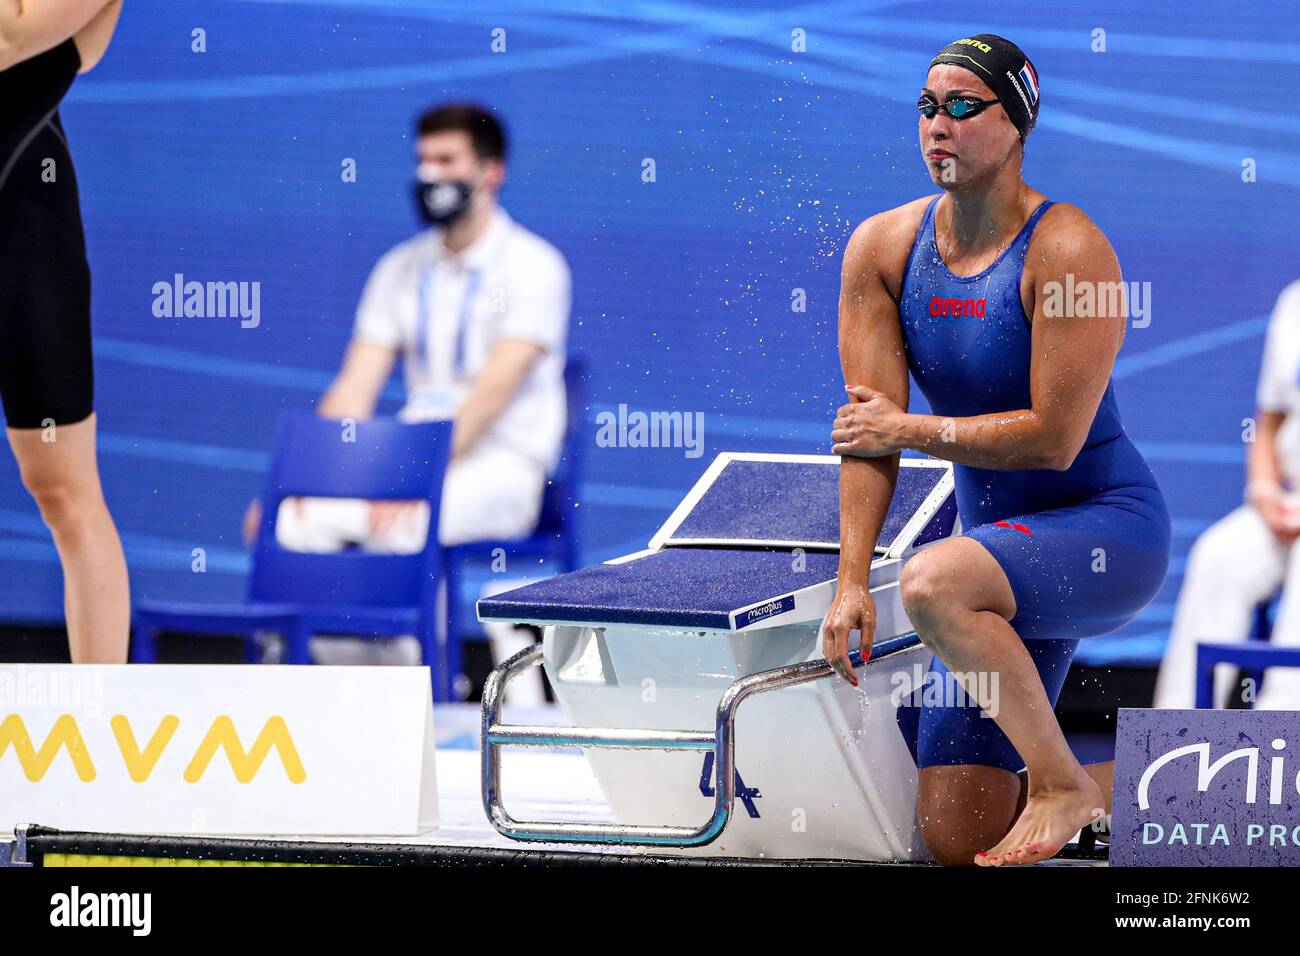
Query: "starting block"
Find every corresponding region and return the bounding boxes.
[478,452,958,861]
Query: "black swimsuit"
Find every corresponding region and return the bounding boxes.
[0,38,94,428]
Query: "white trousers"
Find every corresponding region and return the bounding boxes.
[267,443,546,669]
[1153,504,1300,710]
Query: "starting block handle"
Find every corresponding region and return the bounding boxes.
[480,641,869,848]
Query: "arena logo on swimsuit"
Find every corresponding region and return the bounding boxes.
[928,296,987,318]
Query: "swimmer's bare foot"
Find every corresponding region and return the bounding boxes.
[975,769,1104,867]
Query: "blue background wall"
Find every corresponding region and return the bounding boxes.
[1,0,1294,666]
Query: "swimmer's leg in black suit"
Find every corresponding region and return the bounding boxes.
[1,100,129,663]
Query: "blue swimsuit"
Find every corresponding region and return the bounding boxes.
[893,196,1171,774]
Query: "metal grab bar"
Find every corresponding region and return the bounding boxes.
[480,641,871,848]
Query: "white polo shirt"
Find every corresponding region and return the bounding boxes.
[1256,279,1300,487]
[352,207,571,475]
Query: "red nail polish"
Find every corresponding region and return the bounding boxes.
[976,852,987,857]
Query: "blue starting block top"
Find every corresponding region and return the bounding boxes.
[478,546,842,630]
[478,453,956,631]
[651,454,950,552]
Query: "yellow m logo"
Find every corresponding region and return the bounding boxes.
[0,714,96,782]
[184,715,306,784]
[0,714,306,784]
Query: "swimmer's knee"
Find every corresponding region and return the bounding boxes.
[919,827,986,867]
[917,765,1020,866]
[918,798,1007,867]
[899,550,937,615]
[27,482,80,532]
[18,469,101,535]
[900,547,958,631]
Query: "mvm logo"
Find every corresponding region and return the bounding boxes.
[0,714,306,784]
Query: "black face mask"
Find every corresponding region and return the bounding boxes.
[413,177,473,227]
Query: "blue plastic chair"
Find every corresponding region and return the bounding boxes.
[132,413,457,698]
[440,355,588,697]
[1194,593,1300,707]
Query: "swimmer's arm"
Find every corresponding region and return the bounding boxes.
[0,0,115,71]
[318,340,398,420]
[452,339,544,460]
[837,214,910,584]
[893,206,1123,471]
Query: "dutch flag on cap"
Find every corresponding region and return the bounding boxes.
[1018,60,1039,104]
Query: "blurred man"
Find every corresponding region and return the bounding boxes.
[1154,281,1300,709]
[246,103,569,686]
